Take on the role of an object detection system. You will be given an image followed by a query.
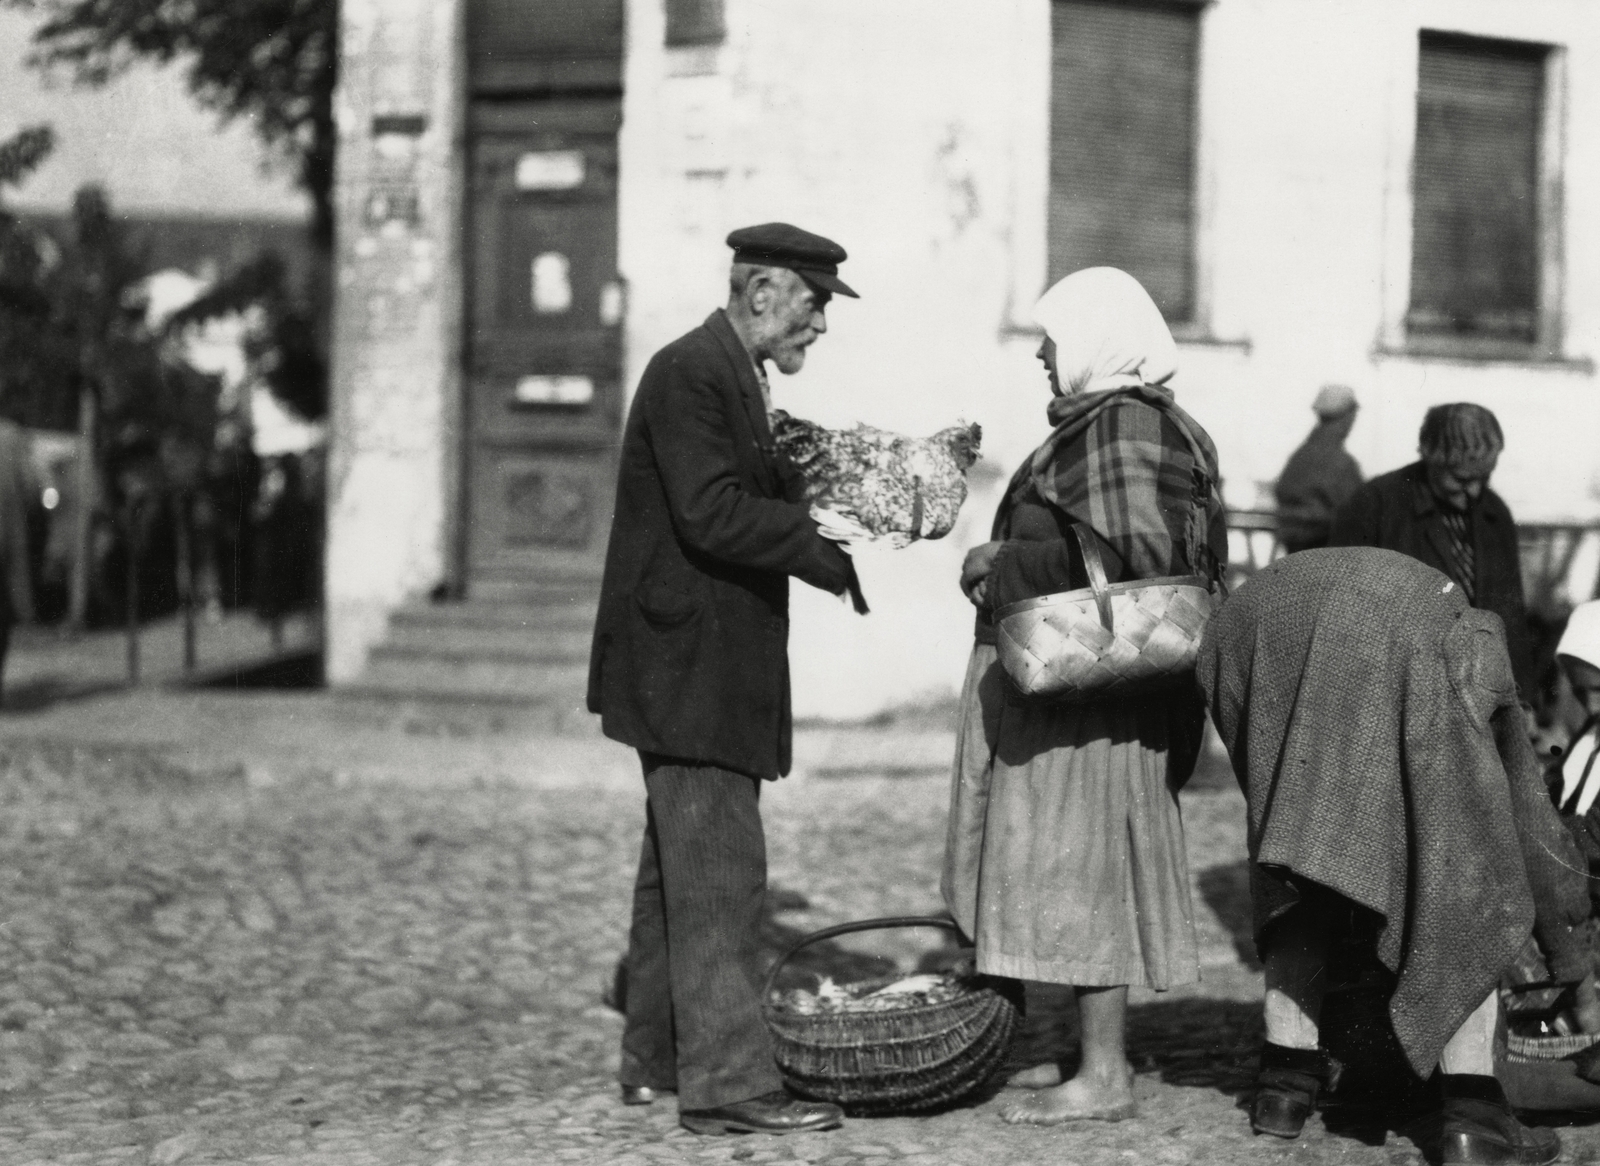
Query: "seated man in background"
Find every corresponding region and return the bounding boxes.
[1274,384,1363,554]
[1330,403,1534,696]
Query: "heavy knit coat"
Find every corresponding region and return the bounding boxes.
[1198,547,1589,1074]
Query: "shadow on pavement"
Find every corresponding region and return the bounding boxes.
[198,649,324,689]
[1196,858,1261,970]
[2,678,127,712]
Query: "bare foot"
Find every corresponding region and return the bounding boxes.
[999,1073,1136,1126]
[1005,1062,1064,1090]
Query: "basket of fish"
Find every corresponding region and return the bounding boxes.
[761,915,1017,1115]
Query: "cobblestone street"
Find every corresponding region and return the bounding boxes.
[0,693,1596,1164]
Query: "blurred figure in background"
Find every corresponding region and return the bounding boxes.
[1273,385,1362,553]
[0,416,36,703]
[1330,403,1534,696]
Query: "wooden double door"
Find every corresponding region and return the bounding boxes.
[463,99,623,597]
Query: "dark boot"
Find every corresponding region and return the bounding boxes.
[1252,1043,1326,1139]
[1438,1074,1559,1165]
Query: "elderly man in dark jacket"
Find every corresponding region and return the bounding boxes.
[1329,403,1533,694]
[588,224,864,1136]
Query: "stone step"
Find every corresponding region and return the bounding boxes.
[372,625,593,664]
[392,599,599,630]
[356,654,592,704]
[468,576,603,607]
[385,614,595,658]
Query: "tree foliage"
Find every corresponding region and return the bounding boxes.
[11,0,338,250]
[166,252,326,420]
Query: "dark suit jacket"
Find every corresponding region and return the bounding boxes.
[587,310,855,780]
[1274,423,1364,553]
[1328,461,1533,694]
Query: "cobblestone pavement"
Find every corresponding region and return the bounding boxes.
[0,699,1596,1164]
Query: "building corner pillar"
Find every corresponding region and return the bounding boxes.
[325,0,467,684]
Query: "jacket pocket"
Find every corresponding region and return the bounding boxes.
[635,581,702,628]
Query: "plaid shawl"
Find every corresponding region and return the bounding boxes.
[997,384,1226,583]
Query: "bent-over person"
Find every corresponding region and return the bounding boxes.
[1198,547,1597,1164]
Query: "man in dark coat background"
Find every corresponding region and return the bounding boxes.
[587,223,865,1136]
[1329,403,1534,695]
[1274,384,1363,554]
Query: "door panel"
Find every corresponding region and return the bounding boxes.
[465,99,622,592]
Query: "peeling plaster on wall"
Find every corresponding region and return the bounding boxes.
[325,0,465,684]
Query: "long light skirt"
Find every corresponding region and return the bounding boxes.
[940,644,1202,989]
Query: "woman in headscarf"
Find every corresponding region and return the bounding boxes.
[1198,547,1596,1163]
[944,267,1227,1125]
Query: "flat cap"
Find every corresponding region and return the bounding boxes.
[1312,384,1358,419]
[727,222,858,298]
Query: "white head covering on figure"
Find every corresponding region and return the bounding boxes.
[1030,267,1178,396]
[1556,600,1600,815]
[1558,601,1600,672]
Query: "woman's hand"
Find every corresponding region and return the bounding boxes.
[961,541,1003,607]
[1575,971,1600,1035]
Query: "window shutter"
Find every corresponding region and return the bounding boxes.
[1408,32,1545,343]
[1048,0,1200,323]
[665,0,726,48]
[468,0,624,92]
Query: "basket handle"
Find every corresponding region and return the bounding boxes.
[761,914,965,1002]
[1071,523,1114,632]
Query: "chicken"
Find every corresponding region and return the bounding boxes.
[771,411,982,541]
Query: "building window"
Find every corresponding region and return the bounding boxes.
[665,0,724,48]
[1048,0,1201,324]
[1408,31,1549,347]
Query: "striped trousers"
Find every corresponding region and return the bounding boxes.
[618,753,783,1110]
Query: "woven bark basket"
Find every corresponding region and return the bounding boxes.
[994,524,1217,702]
[762,916,1017,1115]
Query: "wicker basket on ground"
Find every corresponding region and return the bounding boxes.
[761,916,1017,1115]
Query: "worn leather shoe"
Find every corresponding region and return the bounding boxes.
[620,1085,673,1106]
[1439,1074,1560,1165]
[1251,1043,1326,1139]
[680,1089,844,1135]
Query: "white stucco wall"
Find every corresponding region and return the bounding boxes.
[325,0,465,682]
[620,0,1600,718]
[0,10,306,219]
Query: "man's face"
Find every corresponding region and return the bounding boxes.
[1424,455,1497,512]
[759,271,829,375]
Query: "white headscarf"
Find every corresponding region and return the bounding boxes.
[1557,600,1600,815]
[1030,267,1179,396]
[1558,601,1600,672]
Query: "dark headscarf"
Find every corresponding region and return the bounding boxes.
[1198,547,1588,1073]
